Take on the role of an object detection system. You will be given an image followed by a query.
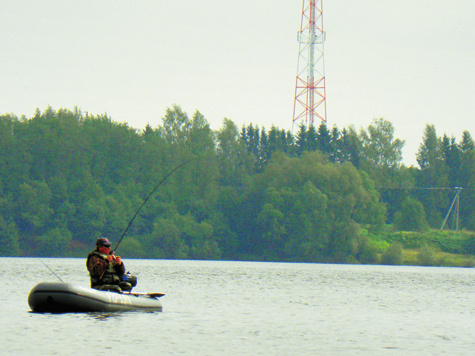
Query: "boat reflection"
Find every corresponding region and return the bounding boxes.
[88,312,122,320]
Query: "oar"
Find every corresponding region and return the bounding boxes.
[123,291,165,298]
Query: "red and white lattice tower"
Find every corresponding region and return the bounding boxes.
[292,0,327,127]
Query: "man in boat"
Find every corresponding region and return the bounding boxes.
[86,237,136,293]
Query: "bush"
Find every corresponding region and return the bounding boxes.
[381,242,403,265]
[465,235,475,255]
[417,244,438,266]
[357,236,379,264]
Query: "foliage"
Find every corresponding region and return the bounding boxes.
[226,151,385,262]
[0,215,20,257]
[0,106,473,266]
[34,227,72,257]
[356,235,380,264]
[416,124,449,227]
[381,243,403,265]
[382,230,474,255]
[359,118,404,173]
[393,196,429,232]
[417,244,438,266]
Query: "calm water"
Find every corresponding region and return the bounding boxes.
[0,258,473,355]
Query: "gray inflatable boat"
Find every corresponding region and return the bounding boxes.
[28,282,163,313]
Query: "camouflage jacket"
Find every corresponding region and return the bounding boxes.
[86,250,126,287]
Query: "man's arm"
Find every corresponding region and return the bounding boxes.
[87,255,108,278]
[114,259,126,276]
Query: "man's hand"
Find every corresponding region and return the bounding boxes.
[115,256,122,265]
[106,255,114,262]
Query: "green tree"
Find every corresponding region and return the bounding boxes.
[34,227,72,257]
[0,215,20,256]
[359,118,405,189]
[0,114,29,194]
[441,135,463,188]
[267,125,280,155]
[119,237,147,259]
[16,180,54,235]
[160,104,191,145]
[295,122,307,156]
[83,113,141,190]
[416,124,449,227]
[317,122,331,154]
[338,126,361,167]
[255,191,287,260]
[187,110,215,155]
[329,125,341,163]
[216,118,252,186]
[187,219,220,260]
[231,151,386,262]
[306,124,318,152]
[149,217,189,259]
[285,130,295,156]
[240,123,261,171]
[393,196,429,232]
[458,131,475,229]
[258,127,270,171]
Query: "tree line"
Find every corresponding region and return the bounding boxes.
[0,106,473,262]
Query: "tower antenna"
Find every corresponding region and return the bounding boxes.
[292,0,327,128]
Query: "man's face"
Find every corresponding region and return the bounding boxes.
[98,245,111,254]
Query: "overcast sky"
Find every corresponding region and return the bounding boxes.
[1,0,474,165]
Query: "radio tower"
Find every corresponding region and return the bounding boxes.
[292,0,327,127]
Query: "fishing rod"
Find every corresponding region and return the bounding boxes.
[39,259,64,283]
[112,156,200,254]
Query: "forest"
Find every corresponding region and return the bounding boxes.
[0,106,474,265]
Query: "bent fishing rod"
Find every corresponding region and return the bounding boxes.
[112,156,200,254]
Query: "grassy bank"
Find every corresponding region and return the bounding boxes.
[364,228,475,267]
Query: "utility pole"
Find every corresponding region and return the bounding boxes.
[293,0,327,129]
[440,187,462,231]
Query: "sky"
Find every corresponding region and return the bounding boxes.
[1,0,474,166]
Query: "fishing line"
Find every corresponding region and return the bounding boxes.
[39,259,64,283]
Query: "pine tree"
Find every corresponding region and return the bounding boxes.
[416,124,449,227]
[295,122,307,157]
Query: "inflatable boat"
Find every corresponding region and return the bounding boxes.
[28,282,163,313]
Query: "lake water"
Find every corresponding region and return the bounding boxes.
[1,258,473,355]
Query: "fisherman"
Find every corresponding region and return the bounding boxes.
[86,237,136,293]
